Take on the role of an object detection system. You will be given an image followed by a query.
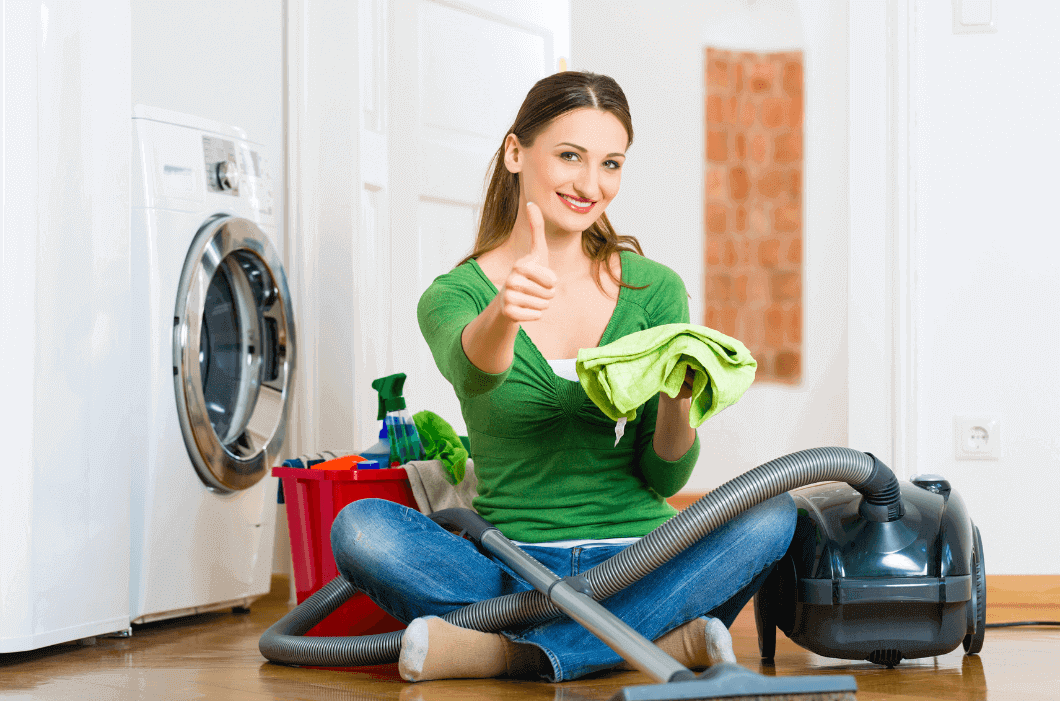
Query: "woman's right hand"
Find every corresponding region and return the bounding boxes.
[460,202,556,374]
[497,202,557,323]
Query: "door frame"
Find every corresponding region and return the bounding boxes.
[283,0,364,457]
[847,0,918,478]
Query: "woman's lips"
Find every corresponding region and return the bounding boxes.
[557,192,595,213]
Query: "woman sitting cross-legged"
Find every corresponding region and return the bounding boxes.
[331,70,796,683]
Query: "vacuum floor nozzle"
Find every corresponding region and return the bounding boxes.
[609,662,856,700]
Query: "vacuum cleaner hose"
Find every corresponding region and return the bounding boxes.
[260,446,894,667]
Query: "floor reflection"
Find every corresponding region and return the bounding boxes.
[3,593,1059,701]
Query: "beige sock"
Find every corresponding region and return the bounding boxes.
[398,616,549,682]
[619,616,737,671]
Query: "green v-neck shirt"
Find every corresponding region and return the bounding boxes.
[416,250,701,543]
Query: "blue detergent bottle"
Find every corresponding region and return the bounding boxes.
[357,427,391,467]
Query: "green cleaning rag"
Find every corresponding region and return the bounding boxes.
[412,410,468,484]
[576,323,757,428]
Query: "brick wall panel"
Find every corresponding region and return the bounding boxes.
[705,47,803,384]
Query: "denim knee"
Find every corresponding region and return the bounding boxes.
[754,492,797,563]
[330,498,412,584]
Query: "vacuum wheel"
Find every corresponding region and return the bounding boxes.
[963,524,986,655]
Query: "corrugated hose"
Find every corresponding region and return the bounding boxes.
[259,446,898,667]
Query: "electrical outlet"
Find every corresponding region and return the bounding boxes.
[955,416,1002,460]
[953,0,997,34]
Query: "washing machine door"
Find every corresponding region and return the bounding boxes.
[173,215,296,493]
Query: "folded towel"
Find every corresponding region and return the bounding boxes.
[403,458,478,514]
[281,449,350,470]
[413,410,469,485]
[576,323,757,428]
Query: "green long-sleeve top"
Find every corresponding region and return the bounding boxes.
[417,250,701,543]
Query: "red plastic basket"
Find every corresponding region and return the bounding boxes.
[273,464,417,639]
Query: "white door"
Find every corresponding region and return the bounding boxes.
[352,0,570,446]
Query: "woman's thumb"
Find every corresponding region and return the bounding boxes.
[526,202,548,261]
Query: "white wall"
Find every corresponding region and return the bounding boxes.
[914,0,1060,574]
[572,0,849,492]
[131,0,284,256]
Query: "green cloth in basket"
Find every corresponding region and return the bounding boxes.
[413,410,468,485]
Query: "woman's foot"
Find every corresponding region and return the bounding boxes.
[618,616,737,671]
[398,616,549,681]
[700,616,738,666]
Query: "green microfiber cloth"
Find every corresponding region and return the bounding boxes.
[576,323,757,428]
[413,410,468,485]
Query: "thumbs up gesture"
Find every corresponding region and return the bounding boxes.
[498,202,557,323]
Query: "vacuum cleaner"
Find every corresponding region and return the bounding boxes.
[260,447,985,700]
[753,472,986,667]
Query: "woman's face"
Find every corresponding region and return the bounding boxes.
[504,107,629,236]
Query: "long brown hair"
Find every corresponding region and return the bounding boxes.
[458,71,645,292]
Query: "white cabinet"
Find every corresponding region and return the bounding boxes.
[1,0,133,652]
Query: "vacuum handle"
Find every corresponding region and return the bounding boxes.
[428,508,497,543]
[429,507,690,683]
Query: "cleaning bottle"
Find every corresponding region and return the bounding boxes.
[370,373,425,467]
[357,427,391,467]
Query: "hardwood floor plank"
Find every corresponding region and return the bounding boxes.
[3,576,1059,700]
[986,575,1060,607]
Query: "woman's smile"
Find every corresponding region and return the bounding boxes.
[556,192,596,213]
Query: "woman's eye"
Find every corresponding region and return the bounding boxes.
[560,152,579,162]
[604,160,622,170]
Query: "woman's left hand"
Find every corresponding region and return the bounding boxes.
[674,367,695,400]
[654,366,697,461]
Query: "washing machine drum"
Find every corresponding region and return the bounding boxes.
[173,215,296,493]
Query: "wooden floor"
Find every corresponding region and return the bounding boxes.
[2,576,1058,701]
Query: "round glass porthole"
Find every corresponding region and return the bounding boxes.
[173,216,295,493]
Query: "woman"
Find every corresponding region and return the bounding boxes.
[331,71,796,683]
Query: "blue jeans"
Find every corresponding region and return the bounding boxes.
[331,494,796,681]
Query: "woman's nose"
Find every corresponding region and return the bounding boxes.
[574,165,600,199]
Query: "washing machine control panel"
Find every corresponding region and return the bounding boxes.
[203,135,241,195]
[201,134,273,223]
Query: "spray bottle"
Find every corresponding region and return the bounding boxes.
[370,373,425,467]
[356,427,391,467]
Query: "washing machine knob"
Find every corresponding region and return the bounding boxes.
[216,160,240,190]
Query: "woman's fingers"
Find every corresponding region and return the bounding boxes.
[675,367,696,399]
[498,271,554,322]
[504,289,550,311]
[507,264,557,296]
[503,306,545,322]
[502,298,546,321]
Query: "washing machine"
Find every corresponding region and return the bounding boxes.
[130,105,296,624]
